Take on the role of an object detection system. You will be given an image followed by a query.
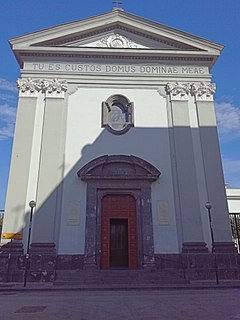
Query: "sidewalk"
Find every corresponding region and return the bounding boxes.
[1,280,240,292]
[1,285,240,320]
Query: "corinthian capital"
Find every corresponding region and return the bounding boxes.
[42,79,68,98]
[191,82,216,101]
[42,79,67,93]
[16,78,68,98]
[17,78,42,96]
[166,82,191,101]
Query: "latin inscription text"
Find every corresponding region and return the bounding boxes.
[29,63,207,75]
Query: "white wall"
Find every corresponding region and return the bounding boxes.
[58,86,179,254]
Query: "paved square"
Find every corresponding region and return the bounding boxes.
[0,289,240,320]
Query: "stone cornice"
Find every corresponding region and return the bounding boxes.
[10,10,223,53]
[17,78,68,98]
[10,10,222,70]
[19,50,214,62]
[44,25,192,50]
[14,49,214,69]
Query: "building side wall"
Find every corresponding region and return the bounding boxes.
[227,190,240,213]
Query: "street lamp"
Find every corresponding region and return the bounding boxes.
[205,201,219,284]
[23,200,36,287]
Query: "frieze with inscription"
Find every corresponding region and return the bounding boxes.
[25,62,208,75]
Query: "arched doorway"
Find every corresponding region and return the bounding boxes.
[77,155,161,269]
[101,194,138,269]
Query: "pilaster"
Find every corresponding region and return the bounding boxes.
[32,79,67,248]
[166,82,207,253]
[193,82,236,252]
[2,79,40,242]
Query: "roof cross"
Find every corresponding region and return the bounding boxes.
[112,1,123,9]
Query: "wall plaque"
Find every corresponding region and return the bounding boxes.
[67,201,80,226]
[157,201,170,225]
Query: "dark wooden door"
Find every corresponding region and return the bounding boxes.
[101,194,138,269]
[110,219,128,268]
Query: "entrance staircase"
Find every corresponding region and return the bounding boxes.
[54,269,189,288]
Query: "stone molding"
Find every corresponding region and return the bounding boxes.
[191,81,216,101]
[77,155,161,181]
[17,78,68,98]
[166,81,216,101]
[21,52,213,63]
[102,94,134,135]
[48,25,191,50]
[77,155,160,269]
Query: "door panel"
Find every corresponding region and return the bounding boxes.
[110,219,128,268]
[101,194,138,269]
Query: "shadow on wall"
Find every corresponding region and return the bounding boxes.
[0,127,231,253]
[25,126,173,253]
[0,124,234,282]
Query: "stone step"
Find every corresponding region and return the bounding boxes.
[54,269,188,286]
[56,270,185,279]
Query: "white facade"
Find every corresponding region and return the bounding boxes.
[1,10,236,268]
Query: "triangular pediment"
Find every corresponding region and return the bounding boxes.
[9,9,223,68]
[33,24,199,51]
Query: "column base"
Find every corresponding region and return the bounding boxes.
[27,242,56,282]
[30,242,56,254]
[214,242,237,253]
[83,255,98,270]
[142,254,156,269]
[0,242,23,254]
[182,242,209,253]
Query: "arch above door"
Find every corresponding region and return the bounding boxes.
[77,154,161,181]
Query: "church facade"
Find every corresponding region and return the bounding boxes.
[1,9,238,281]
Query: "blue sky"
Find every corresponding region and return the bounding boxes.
[0,0,240,209]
